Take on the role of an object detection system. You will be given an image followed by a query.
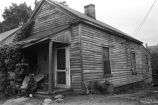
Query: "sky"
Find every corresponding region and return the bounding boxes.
[0,0,157,46]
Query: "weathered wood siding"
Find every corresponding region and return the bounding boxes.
[70,25,82,92]
[141,46,152,82]
[29,0,152,91]
[31,1,76,38]
[80,23,151,87]
[30,1,82,91]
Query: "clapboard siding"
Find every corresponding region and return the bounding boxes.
[141,46,152,79]
[26,0,151,92]
[32,2,76,35]
[29,1,82,92]
[70,25,82,92]
[80,23,151,87]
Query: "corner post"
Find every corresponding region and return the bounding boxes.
[48,40,53,93]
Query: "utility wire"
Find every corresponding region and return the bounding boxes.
[133,0,156,36]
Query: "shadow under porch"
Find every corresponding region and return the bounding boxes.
[22,40,71,94]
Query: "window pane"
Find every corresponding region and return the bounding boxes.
[57,49,66,70]
[103,47,109,60]
[144,54,149,71]
[103,47,111,74]
[104,60,111,74]
[131,52,136,69]
[57,72,66,84]
[145,55,148,64]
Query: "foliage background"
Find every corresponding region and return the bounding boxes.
[0,2,32,33]
[0,44,22,96]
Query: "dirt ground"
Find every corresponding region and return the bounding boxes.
[1,87,158,105]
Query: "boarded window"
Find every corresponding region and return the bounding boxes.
[103,47,111,75]
[131,52,136,73]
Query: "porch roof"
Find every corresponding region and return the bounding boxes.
[18,25,70,48]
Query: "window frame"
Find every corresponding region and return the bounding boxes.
[102,47,111,76]
[144,54,149,72]
[130,51,137,75]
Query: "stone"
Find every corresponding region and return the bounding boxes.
[42,98,53,105]
[29,94,33,97]
[54,94,64,99]
[55,98,64,103]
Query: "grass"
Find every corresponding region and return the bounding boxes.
[1,86,158,105]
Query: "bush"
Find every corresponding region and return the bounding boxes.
[84,80,114,94]
[13,20,34,42]
[0,44,22,97]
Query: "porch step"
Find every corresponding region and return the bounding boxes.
[34,88,73,98]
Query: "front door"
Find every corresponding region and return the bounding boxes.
[55,47,70,88]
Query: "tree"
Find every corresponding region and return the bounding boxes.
[58,1,68,6]
[0,2,32,33]
[0,22,10,33]
[0,0,68,33]
[34,0,68,7]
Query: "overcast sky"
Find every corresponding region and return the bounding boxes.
[0,0,157,46]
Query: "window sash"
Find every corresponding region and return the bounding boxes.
[103,47,109,60]
[131,52,136,70]
[103,47,111,75]
[103,60,111,74]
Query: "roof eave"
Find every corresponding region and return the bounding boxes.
[80,19,143,44]
[51,1,143,44]
[27,0,143,45]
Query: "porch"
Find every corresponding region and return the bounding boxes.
[21,38,71,93]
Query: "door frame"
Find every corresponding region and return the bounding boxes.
[54,46,70,88]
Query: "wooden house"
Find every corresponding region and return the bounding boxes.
[149,45,158,85]
[2,0,152,93]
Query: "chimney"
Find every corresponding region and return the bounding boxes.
[84,4,96,19]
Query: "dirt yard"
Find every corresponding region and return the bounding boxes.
[1,87,158,105]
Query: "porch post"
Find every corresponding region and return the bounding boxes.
[48,40,53,93]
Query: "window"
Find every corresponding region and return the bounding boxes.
[144,54,149,72]
[103,47,111,75]
[57,49,66,70]
[131,52,136,74]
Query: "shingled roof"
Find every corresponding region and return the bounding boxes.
[0,27,20,45]
[27,0,142,44]
[47,0,142,44]
[0,28,19,42]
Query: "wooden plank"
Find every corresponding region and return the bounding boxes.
[80,23,150,87]
[69,25,82,91]
[79,24,84,89]
[20,76,30,89]
[48,41,53,93]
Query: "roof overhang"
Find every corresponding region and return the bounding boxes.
[18,25,71,48]
[27,0,143,45]
[79,20,143,44]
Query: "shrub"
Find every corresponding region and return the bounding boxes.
[0,44,22,97]
[84,80,114,94]
[13,20,34,42]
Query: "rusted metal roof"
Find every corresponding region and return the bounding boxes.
[48,0,142,44]
[26,0,142,45]
[18,25,70,48]
[0,28,19,42]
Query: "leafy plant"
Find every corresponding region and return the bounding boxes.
[0,2,32,33]
[14,20,34,42]
[0,44,22,97]
[84,80,113,94]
